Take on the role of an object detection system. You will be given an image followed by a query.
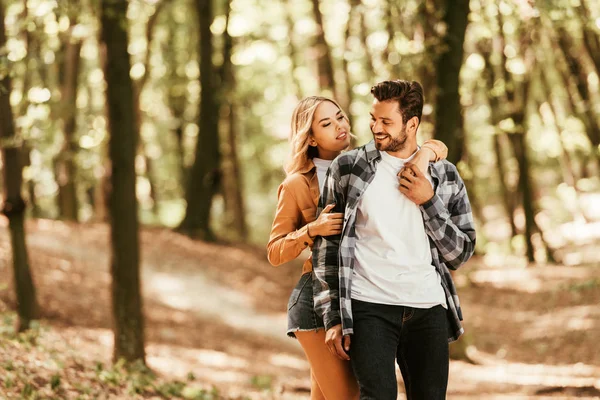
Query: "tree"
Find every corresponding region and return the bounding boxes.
[310,0,336,96]
[433,0,470,164]
[178,0,221,240]
[100,0,146,363]
[219,0,247,241]
[0,0,38,332]
[55,26,82,221]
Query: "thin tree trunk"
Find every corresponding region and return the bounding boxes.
[0,2,38,332]
[133,1,167,218]
[480,44,519,239]
[283,0,304,99]
[178,0,220,240]
[56,37,82,221]
[310,0,336,96]
[219,0,247,241]
[538,67,587,221]
[100,0,145,363]
[508,131,535,262]
[556,28,600,156]
[432,0,469,164]
[493,134,518,238]
[342,4,355,145]
[350,0,375,77]
[416,1,439,109]
[579,1,600,80]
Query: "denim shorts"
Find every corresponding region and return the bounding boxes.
[287,272,325,338]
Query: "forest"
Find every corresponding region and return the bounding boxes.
[1,0,600,398]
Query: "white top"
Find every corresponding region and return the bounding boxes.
[351,150,447,309]
[313,158,333,193]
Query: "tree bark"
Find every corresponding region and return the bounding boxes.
[349,0,376,78]
[0,2,38,332]
[556,28,600,155]
[432,0,469,164]
[178,0,221,240]
[480,44,519,239]
[56,37,82,221]
[219,0,247,241]
[133,1,167,218]
[310,0,336,96]
[579,1,600,82]
[100,0,146,363]
[508,131,535,262]
[283,0,304,99]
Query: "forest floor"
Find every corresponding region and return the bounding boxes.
[1,218,600,399]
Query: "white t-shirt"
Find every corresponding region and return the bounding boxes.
[351,150,447,309]
[313,157,332,193]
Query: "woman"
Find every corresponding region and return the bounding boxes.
[267,96,447,400]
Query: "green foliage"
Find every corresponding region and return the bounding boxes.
[564,278,600,292]
[50,373,61,390]
[250,374,273,390]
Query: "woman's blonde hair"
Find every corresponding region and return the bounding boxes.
[285,96,348,175]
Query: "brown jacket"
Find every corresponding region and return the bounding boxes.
[266,140,448,275]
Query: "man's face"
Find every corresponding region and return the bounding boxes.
[369,99,407,152]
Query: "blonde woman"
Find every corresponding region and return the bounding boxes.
[267,96,447,400]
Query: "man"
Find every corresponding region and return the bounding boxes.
[312,80,476,399]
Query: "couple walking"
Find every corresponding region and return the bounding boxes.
[267,79,476,400]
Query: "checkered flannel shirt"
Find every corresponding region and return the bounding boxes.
[312,140,476,342]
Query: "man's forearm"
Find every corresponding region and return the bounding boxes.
[420,188,476,269]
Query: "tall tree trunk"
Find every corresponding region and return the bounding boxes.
[350,0,375,78]
[538,66,587,221]
[493,134,518,238]
[56,37,82,221]
[178,0,220,240]
[508,131,535,263]
[0,2,38,332]
[100,0,146,363]
[219,0,247,241]
[342,4,355,145]
[283,0,304,99]
[433,0,469,164]
[480,44,519,239]
[556,28,600,157]
[579,1,600,81]
[133,1,166,218]
[416,0,439,111]
[310,0,336,96]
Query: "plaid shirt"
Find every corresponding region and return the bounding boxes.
[312,140,476,342]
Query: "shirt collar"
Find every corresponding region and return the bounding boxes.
[364,140,381,163]
[297,158,316,175]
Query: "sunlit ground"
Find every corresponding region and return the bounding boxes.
[1,217,600,398]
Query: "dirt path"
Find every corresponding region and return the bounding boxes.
[2,219,600,399]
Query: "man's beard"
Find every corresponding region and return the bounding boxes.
[374,127,408,152]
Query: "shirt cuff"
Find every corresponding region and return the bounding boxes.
[324,312,342,331]
[297,224,314,247]
[420,193,450,221]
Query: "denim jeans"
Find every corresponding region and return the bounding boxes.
[349,299,449,400]
[286,272,325,338]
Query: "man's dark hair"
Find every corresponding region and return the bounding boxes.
[370,80,424,124]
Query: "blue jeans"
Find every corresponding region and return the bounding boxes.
[349,299,449,400]
[286,272,325,338]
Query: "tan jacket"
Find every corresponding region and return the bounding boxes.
[266,140,448,275]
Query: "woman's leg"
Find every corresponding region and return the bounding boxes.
[310,370,326,400]
[296,330,359,400]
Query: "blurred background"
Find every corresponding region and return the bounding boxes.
[1,0,600,398]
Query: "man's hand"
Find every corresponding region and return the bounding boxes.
[325,324,351,360]
[398,163,434,205]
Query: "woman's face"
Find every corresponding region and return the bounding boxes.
[309,101,351,159]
